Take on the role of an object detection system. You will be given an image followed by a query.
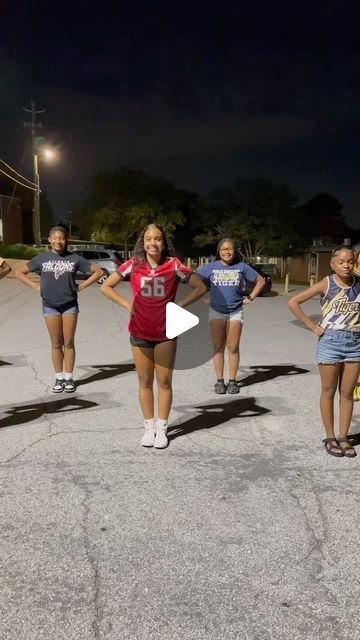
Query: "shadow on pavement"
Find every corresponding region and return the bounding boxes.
[239,364,310,388]
[168,396,270,441]
[0,397,98,430]
[76,362,135,387]
[0,360,12,367]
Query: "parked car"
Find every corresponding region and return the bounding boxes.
[242,264,272,296]
[72,248,123,284]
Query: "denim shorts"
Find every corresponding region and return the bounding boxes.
[316,328,360,364]
[209,307,244,323]
[42,301,79,317]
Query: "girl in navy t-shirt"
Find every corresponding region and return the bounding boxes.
[197,238,265,394]
[16,226,103,393]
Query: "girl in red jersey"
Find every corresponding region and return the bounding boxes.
[101,224,207,448]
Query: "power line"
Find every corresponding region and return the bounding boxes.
[4,139,30,218]
[0,156,37,187]
[0,167,38,191]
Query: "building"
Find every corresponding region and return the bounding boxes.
[0,194,23,244]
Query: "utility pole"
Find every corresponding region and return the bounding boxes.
[23,100,45,246]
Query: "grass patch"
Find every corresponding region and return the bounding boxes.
[0,244,48,259]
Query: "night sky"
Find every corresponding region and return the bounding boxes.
[1,0,360,227]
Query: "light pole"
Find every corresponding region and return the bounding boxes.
[33,151,41,246]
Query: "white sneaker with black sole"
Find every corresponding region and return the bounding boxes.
[52,378,64,393]
[64,378,75,393]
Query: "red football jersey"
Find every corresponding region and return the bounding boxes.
[117,257,192,341]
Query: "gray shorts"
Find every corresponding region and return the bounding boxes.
[208,307,244,323]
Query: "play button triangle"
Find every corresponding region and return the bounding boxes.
[165,302,199,339]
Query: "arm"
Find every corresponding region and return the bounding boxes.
[77,263,103,291]
[243,273,266,305]
[288,279,327,335]
[100,271,132,312]
[0,259,11,280]
[15,264,40,292]
[177,273,208,308]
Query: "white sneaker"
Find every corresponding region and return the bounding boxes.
[141,420,155,447]
[154,423,168,449]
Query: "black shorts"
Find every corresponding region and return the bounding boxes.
[129,335,177,348]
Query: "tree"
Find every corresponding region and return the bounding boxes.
[90,203,184,257]
[193,178,299,260]
[73,168,188,252]
[294,193,347,245]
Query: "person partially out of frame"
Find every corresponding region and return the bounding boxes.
[288,245,360,458]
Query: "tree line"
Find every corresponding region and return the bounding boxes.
[1,169,357,259]
[71,168,357,260]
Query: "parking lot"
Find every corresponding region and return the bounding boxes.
[1,276,360,640]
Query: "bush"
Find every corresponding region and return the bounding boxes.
[0,244,47,259]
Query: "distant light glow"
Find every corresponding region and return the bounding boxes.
[43,147,55,161]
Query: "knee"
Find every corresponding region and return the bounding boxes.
[156,375,172,390]
[213,344,225,354]
[340,389,354,402]
[227,343,239,354]
[63,337,75,349]
[321,387,336,400]
[51,338,63,350]
[137,374,154,388]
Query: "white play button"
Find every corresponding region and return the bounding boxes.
[166,302,199,339]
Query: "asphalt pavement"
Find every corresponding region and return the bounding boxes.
[1,277,360,640]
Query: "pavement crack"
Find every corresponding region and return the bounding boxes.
[0,431,61,464]
[68,471,101,640]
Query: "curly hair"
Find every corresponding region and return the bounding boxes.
[132,223,175,263]
[215,237,241,265]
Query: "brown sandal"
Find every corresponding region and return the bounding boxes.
[337,437,357,458]
[322,437,344,458]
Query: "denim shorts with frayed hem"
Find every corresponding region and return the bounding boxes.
[43,302,79,316]
[316,328,360,364]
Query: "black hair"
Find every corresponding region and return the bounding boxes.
[132,223,175,262]
[48,224,69,238]
[215,237,241,265]
[331,245,354,257]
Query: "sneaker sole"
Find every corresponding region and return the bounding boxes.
[64,388,76,393]
[52,388,64,393]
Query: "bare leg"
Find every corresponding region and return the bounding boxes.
[226,321,242,380]
[62,312,78,374]
[210,319,227,379]
[44,316,64,374]
[154,340,177,420]
[338,362,360,438]
[131,346,155,419]
[318,363,340,438]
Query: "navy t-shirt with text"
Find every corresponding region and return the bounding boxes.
[197,260,259,313]
[27,251,91,307]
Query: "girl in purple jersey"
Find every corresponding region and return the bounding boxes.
[288,246,360,458]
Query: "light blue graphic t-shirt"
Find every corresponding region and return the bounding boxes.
[197,260,259,313]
